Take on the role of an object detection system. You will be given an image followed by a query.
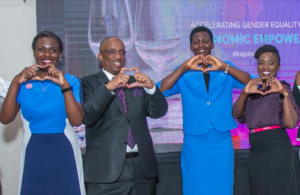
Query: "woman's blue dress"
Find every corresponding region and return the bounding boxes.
[17,74,86,195]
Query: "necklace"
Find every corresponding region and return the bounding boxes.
[38,81,51,91]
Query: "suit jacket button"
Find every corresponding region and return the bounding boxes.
[128,120,131,123]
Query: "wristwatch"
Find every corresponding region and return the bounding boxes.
[279,92,288,100]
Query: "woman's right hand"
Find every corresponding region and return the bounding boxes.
[0,64,43,124]
[243,78,265,95]
[183,55,205,72]
[14,64,43,84]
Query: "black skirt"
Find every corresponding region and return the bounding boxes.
[249,128,297,195]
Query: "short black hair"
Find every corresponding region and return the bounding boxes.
[32,31,63,53]
[190,26,213,44]
[254,45,280,64]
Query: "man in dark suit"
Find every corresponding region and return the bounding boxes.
[81,36,168,195]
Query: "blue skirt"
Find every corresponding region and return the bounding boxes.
[20,134,81,195]
[181,128,234,195]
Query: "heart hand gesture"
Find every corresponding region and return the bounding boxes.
[127,67,154,89]
[244,77,285,95]
[184,55,206,72]
[106,67,130,91]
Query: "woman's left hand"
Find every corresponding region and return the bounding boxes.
[264,77,285,95]
[203,55,227,72]
[42,64,69,88]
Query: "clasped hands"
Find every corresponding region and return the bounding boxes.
[184,55,227,73]
[243,77,286,95]
[15,64,69,88]
[106,67,154,91]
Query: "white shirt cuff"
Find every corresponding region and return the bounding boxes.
[143,84,156,95]
[297,85,300,89]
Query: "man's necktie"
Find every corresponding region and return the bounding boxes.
[116,87,136,149]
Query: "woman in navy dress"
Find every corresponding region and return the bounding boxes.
[232,45,299,195]
[0,31,86,195]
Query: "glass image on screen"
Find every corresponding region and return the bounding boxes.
[134,0,182,79]
[88,0,133,66]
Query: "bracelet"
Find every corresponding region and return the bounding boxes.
[61,86,73,93]
[224,64,229,74]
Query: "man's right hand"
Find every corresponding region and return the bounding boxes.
[105,67,130,91]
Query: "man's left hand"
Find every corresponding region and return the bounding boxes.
[127,67,154,89]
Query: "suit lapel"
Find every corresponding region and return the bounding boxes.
[96,71,109,84]
[209,71,226,100]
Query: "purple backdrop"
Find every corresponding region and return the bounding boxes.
[37,0,300,152]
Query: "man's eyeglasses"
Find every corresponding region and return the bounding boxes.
[100,49,127,56]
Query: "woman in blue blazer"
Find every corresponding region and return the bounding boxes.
[158,26,253,195]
